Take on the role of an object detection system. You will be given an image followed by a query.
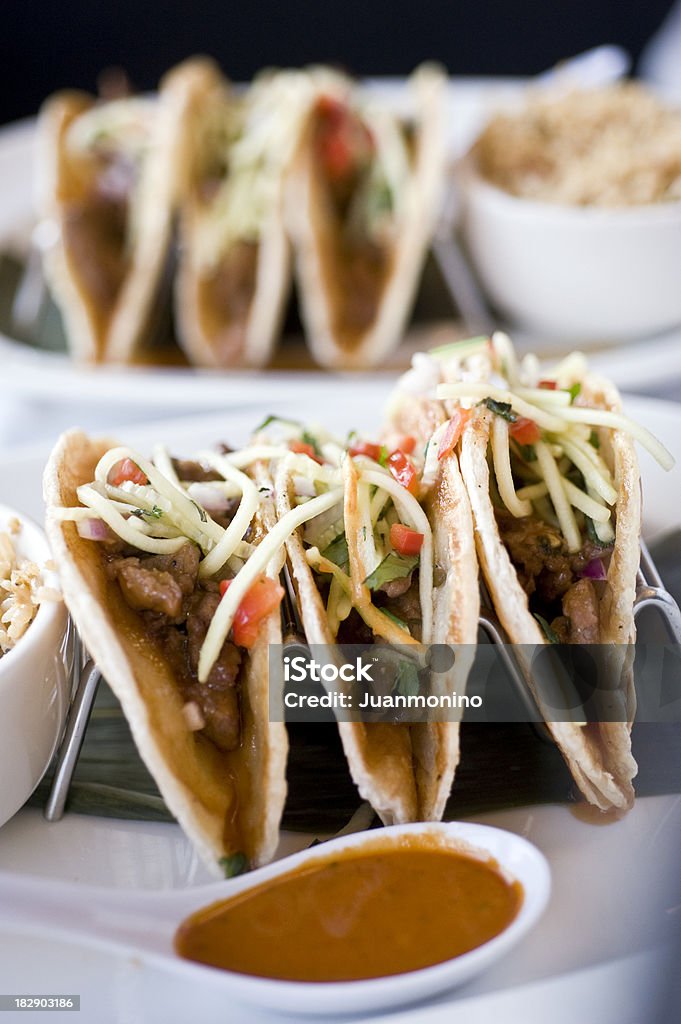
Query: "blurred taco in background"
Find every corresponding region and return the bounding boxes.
[428,332,674,811]
[36,77,184,363]
[44,430,289,872]
[287,64,447,369]
[168,59,313,368]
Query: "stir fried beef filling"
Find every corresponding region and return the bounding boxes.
[198,239,258,341]
[377,578,423,641]
[336,608,374,646]
[495,509,607,643]
[313,97,393,342]
[171,459,221,483]
[170,457,240,529]
[103,459,245,752]
[337,240,390,334]
[63,194,128,313]
[332,575,423,645]
[63,139,140,315]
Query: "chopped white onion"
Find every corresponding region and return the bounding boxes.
[293,475,317,498]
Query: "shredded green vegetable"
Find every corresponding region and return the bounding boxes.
[219,852,249,878]
[364,552,419,591]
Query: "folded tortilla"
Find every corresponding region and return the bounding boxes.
[36,78,185,363]
[168,59,304,368]
[435,343,641,811]
[287,65,447,369]
[276,400,478,824]
[43,430,288,872]
[385,393,480,821]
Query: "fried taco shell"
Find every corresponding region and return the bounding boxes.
[385,394,480,820]
[430,336,647,811]
[36,78,184,363]
[275,395,478,824]
[458,378,640,810]
[44,430,288,872]
[287,65,447,369]
[168,59,300,368]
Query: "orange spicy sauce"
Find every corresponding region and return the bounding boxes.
[175,836,523,982]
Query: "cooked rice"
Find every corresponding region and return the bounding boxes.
[0,529,54,656]
[474,83,681,207]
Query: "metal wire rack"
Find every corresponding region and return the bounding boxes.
[44,541,681,821]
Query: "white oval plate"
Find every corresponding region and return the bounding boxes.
[0,389,679,1022]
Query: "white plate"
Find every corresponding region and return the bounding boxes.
[4,80,681,412]
[0,391,679,1022]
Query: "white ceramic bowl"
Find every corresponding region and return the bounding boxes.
[460,162,681,344]
[0,506,70,828]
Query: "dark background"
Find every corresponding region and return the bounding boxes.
[2,0,674,125]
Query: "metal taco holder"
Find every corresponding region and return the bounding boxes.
[44,540,681,822]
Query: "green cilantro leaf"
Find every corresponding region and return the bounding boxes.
[218,852,248,878]
[364,552,419,591]
[253,414,301,433]
[534,613,560,644]
[482,398,518,423]
[321,534,349,571]
[394,659,421,698]
[129,505,164,520]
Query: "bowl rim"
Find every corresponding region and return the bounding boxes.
[0,504,65,682]
[458,156,681,225]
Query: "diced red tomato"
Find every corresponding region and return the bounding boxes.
[315,95,374,181]
[538,380,557,390]
[395,435,417,455]
[219,575,285,650]
[387,450,419,495]
[315,94,346,120]
[289,440,323,465]
[437,409,471,461]
[109,458,148,487]
[320,133,354,179]
[510,417,541,445]
[390,523,424,556]
[348,441,383,461]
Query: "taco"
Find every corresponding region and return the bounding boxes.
[168,60,314,368]
[429,332,674,811]
[36,76,186,363]
[266,409,478,824]
[44,430,289,872]
[286,65,447,369]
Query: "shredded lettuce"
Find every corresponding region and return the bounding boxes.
[394,658,421,698]
[364,552,419,591]
[253,413,301,433]
[429,335,489,359]
[322,534,349,571]
[302,430,323,458]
